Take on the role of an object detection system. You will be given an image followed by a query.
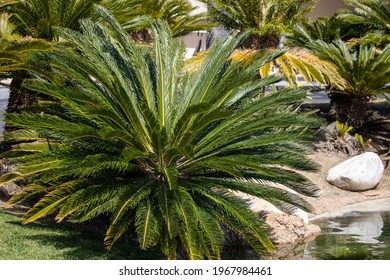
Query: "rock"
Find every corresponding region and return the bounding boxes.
[0,161,23,201]
[326,152,384,191]
[0,161,14,176]
[317,122,339,142]
[235,191,310,223]
[315,122,359,155]
[264,212,321,244]
[0,182,22,200]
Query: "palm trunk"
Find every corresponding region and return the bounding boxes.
[240,33,281,50]
[130,29,153,43]
[329,92,370,128]
[4,71,41,133]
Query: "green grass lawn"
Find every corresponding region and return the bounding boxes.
[0,210,160,260]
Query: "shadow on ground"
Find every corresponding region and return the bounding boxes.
[0,211,160,260]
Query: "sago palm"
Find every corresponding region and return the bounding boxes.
[0,13,51,74]
[0,0,101,40]
[0,0,103,118]
[0,7,322,259]
[0,12,52,118]
[0,0,207,116]
[201,0,315,49]
[337,0,390,47]
[309,39,390,127]
[113,0,208,38]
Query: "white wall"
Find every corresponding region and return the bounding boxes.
[188,0,207,14]
[184,1,208,58]
[307,0,347,19]
[183,31,207,59]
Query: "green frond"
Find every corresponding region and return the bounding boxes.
[154,185,180,239]
[0,172,22,186]
[2,129,41,143]
[308,40,390,96]
[105,181,153,248]
[337,0,390,47]
[196,208,224,259]
[6,183,46,206]
[135,199,159,250]
[22,181,80,223]
[192,185,275,253]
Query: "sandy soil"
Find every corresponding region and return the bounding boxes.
[301,151,390,219]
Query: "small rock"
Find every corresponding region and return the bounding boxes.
[0,161,22,200]
[0,182,22,200]
[264,212,321,244]
[317,122,339,142]
[315,122,359,155]
[326,152,384,191]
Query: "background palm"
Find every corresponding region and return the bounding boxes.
[197,0,345,89]
[0,0,207,123]
[0,13,51,76]
[0,0,102,40]
[337,0,390,47]
[0,12,52,129]
[1,7,322,259]
[0,0,207,40]
[307,39,390,127]
[201,0,314,49]
[115,0,208,38]
[286,16,356,48]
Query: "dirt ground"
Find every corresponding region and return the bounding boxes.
[301,151,390,219]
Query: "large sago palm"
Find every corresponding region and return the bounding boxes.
[0,7,322,259]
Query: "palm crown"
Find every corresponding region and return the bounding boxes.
[309,40,390,97]
[307,39,390,126]
[0,0,102,40]
[201,0,314,48]
[337,0,390,47]
[0,6,322,259]
[0,13,51,75]
[0,0,207,40]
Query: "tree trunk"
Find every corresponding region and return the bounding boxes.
[4,71,41,133]
[329,92,371,128]
[130,29,153,43]
[240,33,281,50]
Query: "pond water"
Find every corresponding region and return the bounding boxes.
[302,211,390,260]
[222,211,390,260]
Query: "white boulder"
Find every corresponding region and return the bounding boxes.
[326,152,384,191]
